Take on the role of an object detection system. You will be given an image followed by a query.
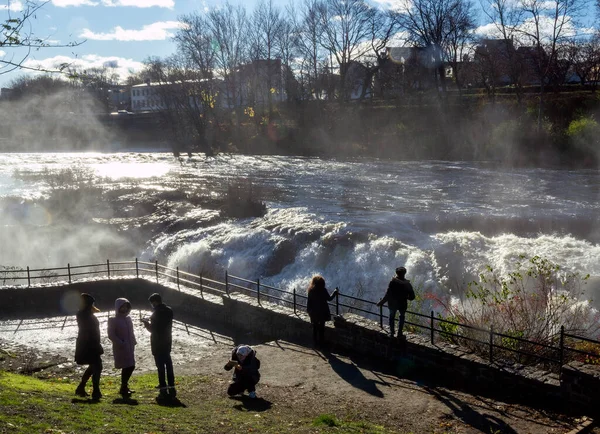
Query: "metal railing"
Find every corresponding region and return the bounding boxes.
[1,259,599,370]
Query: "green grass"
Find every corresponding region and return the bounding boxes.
[0,371,397,433]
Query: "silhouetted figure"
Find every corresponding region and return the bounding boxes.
[75,293,104,400]
[142,293,176,399]
[224,345,261,399]
[108,298,136,398]
[377,267,415,339]
[307,275,339,347]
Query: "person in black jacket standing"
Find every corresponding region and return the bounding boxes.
[377,267,415,339]
[74,293,104,400]
[306,275,338,347]
[142,293,176,399]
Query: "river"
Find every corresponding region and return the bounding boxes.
[1,152,599,307]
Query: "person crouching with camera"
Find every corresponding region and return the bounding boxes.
[224,345,261,399]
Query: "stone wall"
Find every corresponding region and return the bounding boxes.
[1,277,598,417]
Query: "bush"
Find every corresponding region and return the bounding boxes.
[220,180,267,219]
[566,117,600,157]
[437,255,598,365]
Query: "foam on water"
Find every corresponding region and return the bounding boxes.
[0,153,598,305]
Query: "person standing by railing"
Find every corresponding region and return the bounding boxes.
[74,293,104,400]
[142,293,176,400]
[377,267,415,340]
[307,275,338,348]
[107,298,137,398]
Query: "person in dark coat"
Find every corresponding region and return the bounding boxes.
[142,293,176,399]
[107,298,137,397]
[306,275,338,347]
[377,267,415,339]
[75,293,104,400]
[224,345,261,398]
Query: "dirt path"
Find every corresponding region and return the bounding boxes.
[0,314,587,433]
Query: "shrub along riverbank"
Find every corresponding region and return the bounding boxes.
[1,89,598,169]
[228,91,600,168]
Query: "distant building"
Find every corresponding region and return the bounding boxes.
[131,59,295,113]
[374,46,438,97]
[108,85,131,111]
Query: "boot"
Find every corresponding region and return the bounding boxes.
[119,386,133,397]
[91,387,102,400]
[75,384,88,397]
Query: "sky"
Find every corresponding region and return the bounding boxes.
[0,0,291,87]
[0,0,597,88]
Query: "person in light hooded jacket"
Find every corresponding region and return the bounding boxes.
[107,298,137,397]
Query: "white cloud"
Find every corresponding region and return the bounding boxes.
[51,0,173,6]
[80,21,185,41]
[52,0,98,6]
[100,0,174,7]
[369,0,412,12]
[476,15,578,44]
[0,1,24,11]
[22,54,144,82]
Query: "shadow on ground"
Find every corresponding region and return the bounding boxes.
[228,395,272,412]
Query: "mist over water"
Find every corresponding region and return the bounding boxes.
[1,152,599,305]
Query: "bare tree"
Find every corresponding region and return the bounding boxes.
[292,0,326,100]
[318,0,373,100]
[248,0,285,116]
[1,0,82,75]
[570,34,600,91]
[356,8,400,100]
[479,0,527,101]
[174,13,216,80]
[515,0,586,130]
[207,2,249,109]
[443,0,476,94]
[398,0,476,94]
[144,56,221,156]
[276,11,299,102]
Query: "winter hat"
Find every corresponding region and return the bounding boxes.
[81,293,100,312]
[148,293,162,303]
[236,345,252,362]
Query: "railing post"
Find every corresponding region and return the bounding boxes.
[27,266,31,287]
[225,271,229,296]
[68,263,71,284]
[559,325,565,367]
[176,267,180,290]
[489,325,494,363]
[257,278,260,304]
[379,304,383,329]
[430,311,434,344]
[200,273,203,297]
[155,261,159,283]
[335,290,339,316]
[135,258,139,278]
[107,259,110,279]
[293,287,296,314]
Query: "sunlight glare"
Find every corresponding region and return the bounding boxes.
[93,162,172,179]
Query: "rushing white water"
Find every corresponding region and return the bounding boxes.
[1,152,599,307]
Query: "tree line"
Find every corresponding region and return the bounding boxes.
[2,0,600,165]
